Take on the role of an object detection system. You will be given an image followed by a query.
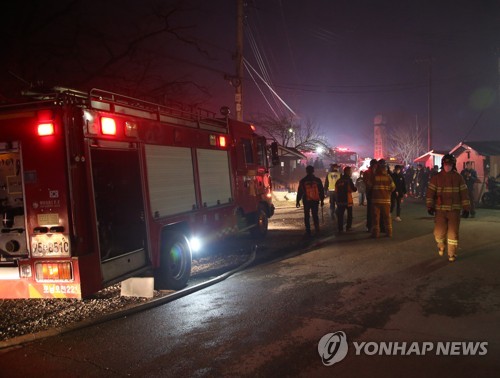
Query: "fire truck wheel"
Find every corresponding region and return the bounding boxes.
[157,232,192,290]
[250,205,268,238]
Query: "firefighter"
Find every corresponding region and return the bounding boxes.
[367,159,395,238]
[390,165,407,221]
[324,163,341,223]
[426,154,470,262]
[296,165,325,237]
[335,166,357,233]
[363,159,378,231]
[460,161,478,217]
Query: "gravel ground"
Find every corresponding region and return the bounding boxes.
[0,199,299,344]
[0,252,252,343]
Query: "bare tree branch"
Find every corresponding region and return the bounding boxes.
[250,113,331,152]
[1,1,218,102]
[387,120,426,165]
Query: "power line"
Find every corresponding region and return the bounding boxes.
[246,17,287,116]
[244,62,280,118]
[243,58,297,116]
[462,111,484,141]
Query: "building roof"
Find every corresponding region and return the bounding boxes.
[414,150,447,162]
[450,141,500,157]
[277,145,306,159]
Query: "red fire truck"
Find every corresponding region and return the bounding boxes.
[0,88,276,299]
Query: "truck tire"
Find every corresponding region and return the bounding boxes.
[250,204,268,238]
[157,232,192,290]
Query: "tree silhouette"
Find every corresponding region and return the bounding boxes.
[0,1,222,105]
[250,113,331,152]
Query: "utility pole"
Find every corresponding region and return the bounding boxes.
[497,51,500,106]
[235,0,244,121]
[416,57,433,151]
[427,60,432,151]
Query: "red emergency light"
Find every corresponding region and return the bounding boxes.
[219,135,227,147]
[37,123,55,136]
[37,110,55,136]
[101,117,117,135]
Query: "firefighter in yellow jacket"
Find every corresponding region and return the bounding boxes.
[324,164,341,222]
[367,159,395,238]
[426,154,470,262]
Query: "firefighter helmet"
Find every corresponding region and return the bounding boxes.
[442,154,456,166]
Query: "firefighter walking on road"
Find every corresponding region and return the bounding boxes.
[367,159,395,238]
[364,159,378,232]
[324,164,341,224]
[335,166,357,233]
[297,165,325,237]
[426,154,470,262]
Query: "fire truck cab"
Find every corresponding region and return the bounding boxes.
[0,88,275,298]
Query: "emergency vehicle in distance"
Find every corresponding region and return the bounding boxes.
[0,88,277,299]
[330,147,359,169]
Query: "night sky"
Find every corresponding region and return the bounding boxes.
[2,0,500,157]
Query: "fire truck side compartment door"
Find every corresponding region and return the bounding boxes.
[90,148,148,283]
[145,145,197,216]
[197,149,232,207]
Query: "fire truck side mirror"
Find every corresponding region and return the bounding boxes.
[270,142,280,166]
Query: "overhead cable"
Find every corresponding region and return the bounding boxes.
[243,57,297,117]
[244,63,280,118]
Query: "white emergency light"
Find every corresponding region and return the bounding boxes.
[189,237,202,254]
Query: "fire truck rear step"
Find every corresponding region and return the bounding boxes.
[101,248,149,283]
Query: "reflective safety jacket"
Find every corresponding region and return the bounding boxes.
[324,170,341,193]
[297,174,325,204]
[426,170,470,211]
[368,171,395,205]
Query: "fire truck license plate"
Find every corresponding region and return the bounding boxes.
[31,234,70,256]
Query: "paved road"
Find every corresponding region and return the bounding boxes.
[2,200,499,377]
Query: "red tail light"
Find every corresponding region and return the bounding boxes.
[35,262,73,281]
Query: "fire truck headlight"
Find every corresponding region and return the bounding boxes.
[189,237,202,254]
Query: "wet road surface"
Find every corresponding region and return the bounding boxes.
[2,200,500,377]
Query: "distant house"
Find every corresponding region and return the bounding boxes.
[269,145,306,191]
[449,141,500,201]
[413,150,448,169]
